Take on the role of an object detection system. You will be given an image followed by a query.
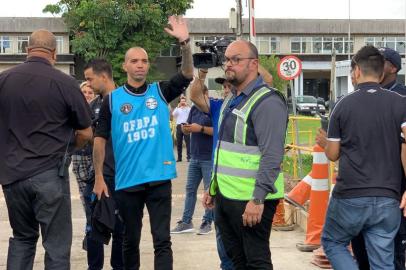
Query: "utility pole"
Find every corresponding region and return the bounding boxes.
[236,0,243,40]
[248,0,256,45]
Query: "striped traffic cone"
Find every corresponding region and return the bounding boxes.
[296,144,329,252]
[285,173,312,210]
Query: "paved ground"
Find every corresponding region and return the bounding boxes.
[0,152,319,269]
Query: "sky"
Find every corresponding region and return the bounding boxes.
[1,0,405,19]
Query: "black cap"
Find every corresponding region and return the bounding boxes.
[214,77,226,85]
[379,47,402,72]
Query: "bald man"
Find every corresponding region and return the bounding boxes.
[202,40,288,269]
[0,29,92,269]
[92,16,193,269]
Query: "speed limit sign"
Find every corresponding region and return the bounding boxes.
[277,56,302,80]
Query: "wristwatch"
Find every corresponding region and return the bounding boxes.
[200,126,205,133]
[252,198,264,205]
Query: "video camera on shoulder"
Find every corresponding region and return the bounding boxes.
[193,37,233,69]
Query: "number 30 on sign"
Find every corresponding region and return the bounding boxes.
[277,55,302,81]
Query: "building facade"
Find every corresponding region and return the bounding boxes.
[160,18,406,101]
[0,17,73,75]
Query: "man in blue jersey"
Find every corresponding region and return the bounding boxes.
[92,16,193,270]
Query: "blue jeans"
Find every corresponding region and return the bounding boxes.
[182,159,213,224]
[322,196,400,270]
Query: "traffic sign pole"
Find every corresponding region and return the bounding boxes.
[278,56,303,178]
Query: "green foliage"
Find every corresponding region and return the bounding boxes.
[283,154,313,177]
[259,55,289,94]
[43,0,193,83]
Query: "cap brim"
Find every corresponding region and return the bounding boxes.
[215,77,226,84]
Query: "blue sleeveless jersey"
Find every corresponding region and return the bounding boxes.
[110,83,176,190]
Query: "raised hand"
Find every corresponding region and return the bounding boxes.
[164,15,189,43]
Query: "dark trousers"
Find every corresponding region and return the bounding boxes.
[84,177,124,270]
[2,168,72,270]
[176,124,190,161]
[215,193,279,270]
[351,210,406,270]
[115,181,173,270]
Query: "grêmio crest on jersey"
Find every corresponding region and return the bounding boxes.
[145,96,158,110]
[120,103,133,114]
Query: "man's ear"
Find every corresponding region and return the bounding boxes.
[122,62,127,73]
[354,65,361,82]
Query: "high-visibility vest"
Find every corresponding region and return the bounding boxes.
[210,86,285,200]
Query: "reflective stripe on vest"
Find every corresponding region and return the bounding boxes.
[210,86,284,200]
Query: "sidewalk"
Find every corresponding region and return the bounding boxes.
[0,159,319,269]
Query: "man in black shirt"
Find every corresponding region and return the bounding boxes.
[0,29,92,269]
[318,45,406,270]
[93,16,193,269]
[83,59,124,270]
[349,47,406,270]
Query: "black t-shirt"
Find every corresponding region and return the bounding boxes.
[187,106,213,160]
[0,57,92,185]
[90,96,115,179]
[383,80,406,96]
[95,72,191,191]
[328,82,406,200]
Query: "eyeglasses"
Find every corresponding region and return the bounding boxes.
[222,56,256,66]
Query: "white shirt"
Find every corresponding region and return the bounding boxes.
[172,106,191,125]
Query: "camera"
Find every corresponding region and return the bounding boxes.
[193,37,233,69]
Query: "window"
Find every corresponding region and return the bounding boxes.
[0,36,12,54]
[256,36,280,54]
[290,36,354,54]
[313,37,322,53]
[333,37,344,54]
[56,36,64,54]
[364,36,405,54]
[160,44,181,57]
[17,36,29,54]
[323,37,332,54]
[291,37,301,53]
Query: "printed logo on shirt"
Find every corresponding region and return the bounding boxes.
[367,89,377,93]
[146,97,158,110]
[120,103,133,114]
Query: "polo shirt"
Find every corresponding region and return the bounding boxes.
[328,82,406,200]
[187,106,213,160]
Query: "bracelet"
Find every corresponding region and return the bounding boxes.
[200,126,204,133]
[199,69,208,74]
[179,37,190,46]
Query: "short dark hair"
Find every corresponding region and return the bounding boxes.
[351,45,384,78]
[84,59,113,79]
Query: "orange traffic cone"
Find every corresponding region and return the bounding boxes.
[273,199,295,231]
[285,173,312,209]
[296,144,329,252]
[285,143,330,208]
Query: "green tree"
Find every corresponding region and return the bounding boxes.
[43,0,192,84]
[259,55,289,95]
